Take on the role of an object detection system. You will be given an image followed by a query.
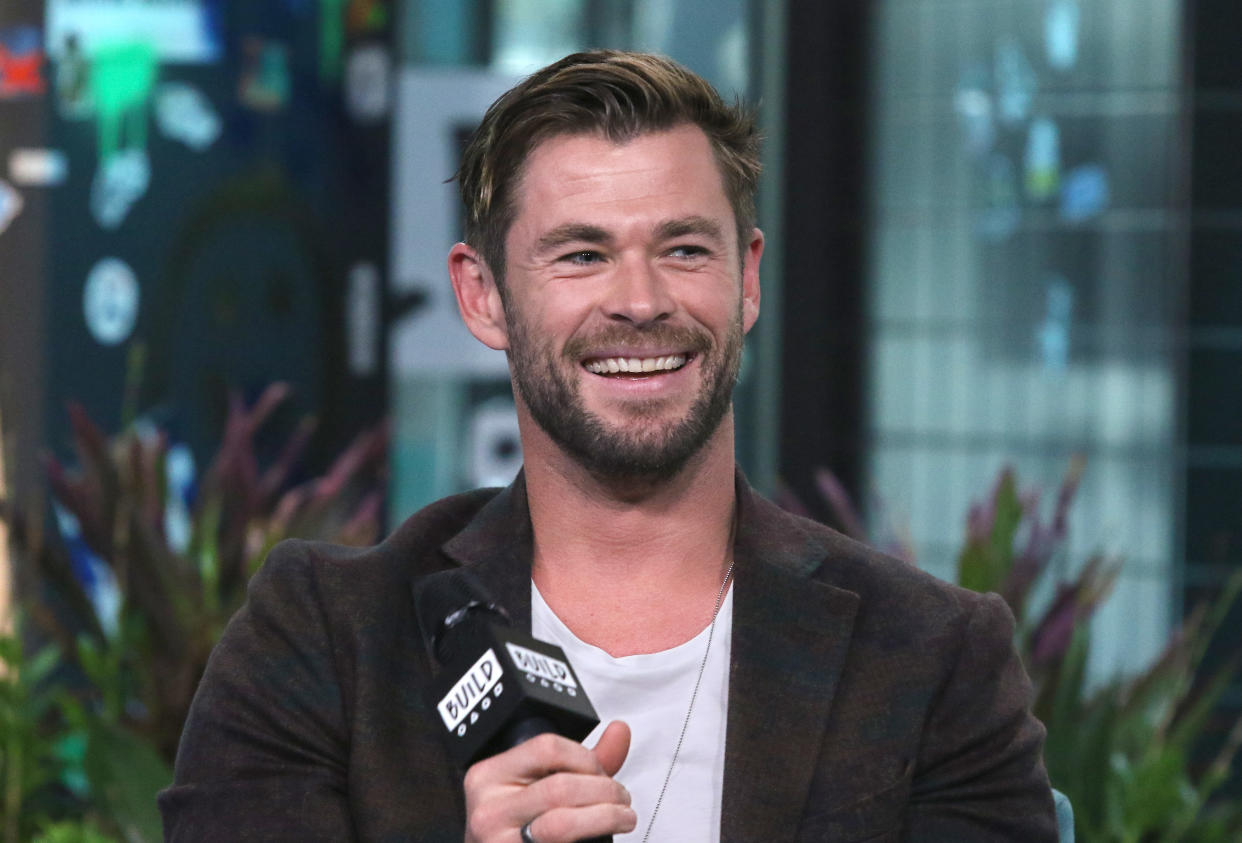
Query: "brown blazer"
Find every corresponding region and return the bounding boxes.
[160,474,1057,841]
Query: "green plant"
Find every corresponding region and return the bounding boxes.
[0,626,124,843]
[0,384,386,840]
[962,465,1242,842]
[32,819,119,843]
[0,625,65,843]
[787,460,1242,841]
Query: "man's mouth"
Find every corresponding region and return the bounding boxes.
[583,353,691,376]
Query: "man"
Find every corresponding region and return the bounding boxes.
[160,50,1057,841]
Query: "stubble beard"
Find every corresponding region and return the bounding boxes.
[506,307,744,485]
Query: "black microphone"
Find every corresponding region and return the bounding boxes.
[413,568,612,842]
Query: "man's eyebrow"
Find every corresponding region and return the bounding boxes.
[655,216,725,242]
[535,223,613,254]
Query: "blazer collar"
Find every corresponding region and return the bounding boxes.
[439,472,535,632]
[434,471,861,841]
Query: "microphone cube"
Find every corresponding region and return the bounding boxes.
[427,623,600,767]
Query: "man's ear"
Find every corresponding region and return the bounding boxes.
[741,227,763,334]
[448,242,509,351]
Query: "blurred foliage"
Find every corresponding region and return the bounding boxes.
[0,384,386,841]
[782,458,1242,842]
[0,626,72,843]
[32,820,120,843]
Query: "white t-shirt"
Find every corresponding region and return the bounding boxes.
[531,582,733,842]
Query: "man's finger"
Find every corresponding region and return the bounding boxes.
[528,802,638,843]
[465,732,603,795]
[592,721,631,778]
[520,770,630,817]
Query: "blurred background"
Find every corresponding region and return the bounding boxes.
[1,0,1241,840]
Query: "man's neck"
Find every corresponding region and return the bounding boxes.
[520,415,738,655]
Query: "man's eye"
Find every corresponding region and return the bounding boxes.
[668,245,708,259]
[562,250,603,265]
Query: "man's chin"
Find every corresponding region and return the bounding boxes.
[568,443,698,485]
[583,399,685,429]
[552,417,720,484]
[513,347,736,484]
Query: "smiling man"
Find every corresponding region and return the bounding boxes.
[161,51,1058,842]
[452,123,758,488]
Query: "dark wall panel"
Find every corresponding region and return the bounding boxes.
[779,1,872,522]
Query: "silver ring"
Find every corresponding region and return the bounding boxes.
[519,821,539,843]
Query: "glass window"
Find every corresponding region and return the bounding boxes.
[865,0,1183,681]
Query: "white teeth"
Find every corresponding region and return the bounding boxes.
[585,354,688,375]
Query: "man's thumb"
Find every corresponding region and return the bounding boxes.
[593,720,631,777]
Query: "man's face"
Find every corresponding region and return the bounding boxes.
[495,124,762,482]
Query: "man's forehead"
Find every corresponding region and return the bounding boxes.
[514,124,720,190]
[511,126,729,214]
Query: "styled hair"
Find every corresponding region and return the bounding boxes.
[456,49,761,285]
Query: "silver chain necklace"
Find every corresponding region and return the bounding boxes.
[640,558,735,842]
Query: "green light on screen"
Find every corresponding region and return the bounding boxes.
[89,41,158,162]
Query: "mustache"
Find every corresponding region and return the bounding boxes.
[563,324,714,359]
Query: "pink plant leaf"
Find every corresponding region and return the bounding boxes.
[66,400,111,475]
[878,538,917,565]
[269,486,307,538]
[243,382,292,438]
[312,424,388,505]
[1030,583,1082,666]
[42,452,110,557]
[814,467,867,542]
[257,415,318,506]
[1005,517,1056,614]
[338,490,383,546]
[966,500,993,544]
[1051,454,1086,539]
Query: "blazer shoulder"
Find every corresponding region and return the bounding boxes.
[745,491,992,632]
[250,486,505,601]
[820,526,981,615]
[385,486,505,562]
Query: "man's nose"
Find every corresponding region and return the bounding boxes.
[604,256,674,326]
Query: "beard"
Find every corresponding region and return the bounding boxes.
[505,307,744,484]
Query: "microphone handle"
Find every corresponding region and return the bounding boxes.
[497,715,558,752]
[497,717,612,843]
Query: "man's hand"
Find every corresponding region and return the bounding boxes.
[463,721,636,843]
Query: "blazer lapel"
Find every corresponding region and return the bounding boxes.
[721,486,860,842]
[436,475,535,630]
